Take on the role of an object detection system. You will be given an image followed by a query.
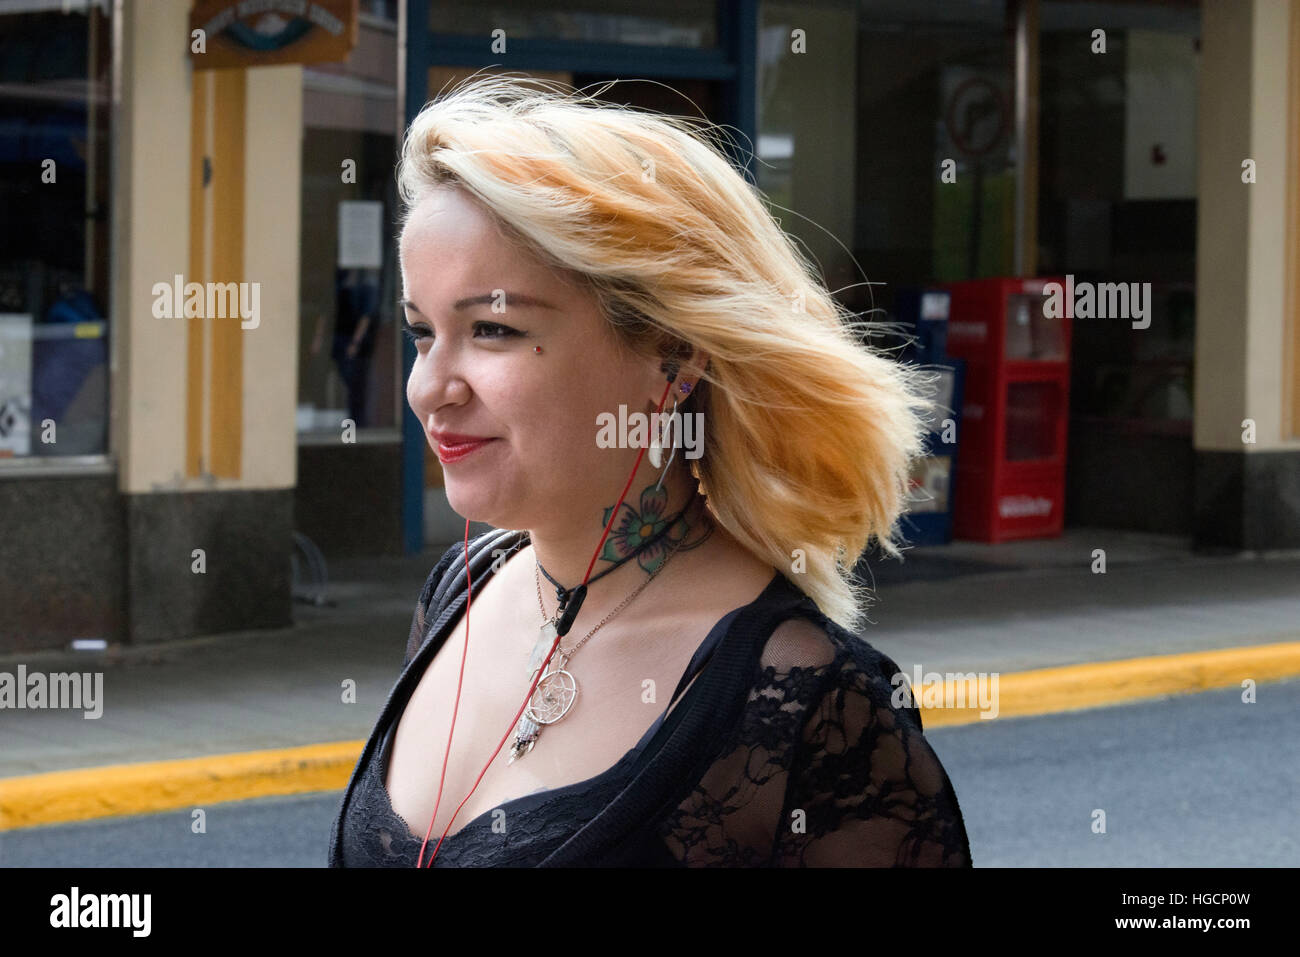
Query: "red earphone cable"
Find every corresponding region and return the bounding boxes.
[418,377,676,867]
[415,518,473,868]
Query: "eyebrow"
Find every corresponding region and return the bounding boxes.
[399,292,559,314]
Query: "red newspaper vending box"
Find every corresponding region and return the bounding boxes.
[942,277,1072,542]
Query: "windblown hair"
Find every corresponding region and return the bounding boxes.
[397,73,935,634]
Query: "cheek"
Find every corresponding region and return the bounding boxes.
[416,346,627,456]
[485,364,552,435]
[512,382,597,456]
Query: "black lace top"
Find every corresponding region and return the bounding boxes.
[327,530,973,867]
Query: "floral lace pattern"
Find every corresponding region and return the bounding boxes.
[659,616,971,867]
[338,740,636,867]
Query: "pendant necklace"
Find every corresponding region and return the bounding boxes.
[508,527,688,764]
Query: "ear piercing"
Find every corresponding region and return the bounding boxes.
[679,381,692,395]
[534,346,543,354]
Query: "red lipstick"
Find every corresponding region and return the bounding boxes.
[430,430,497,464]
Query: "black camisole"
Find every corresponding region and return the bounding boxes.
[336,597,728,867]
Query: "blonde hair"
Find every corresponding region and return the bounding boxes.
[397,73,936,634]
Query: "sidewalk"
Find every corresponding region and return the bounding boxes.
[3,528,1299,830]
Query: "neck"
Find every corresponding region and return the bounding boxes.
[527,466,712,616]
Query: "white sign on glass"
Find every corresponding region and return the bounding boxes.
[0,314,34,456]
[337,201,384,269]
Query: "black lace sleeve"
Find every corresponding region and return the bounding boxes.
[660,614,972,867]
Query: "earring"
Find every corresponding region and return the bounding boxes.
[534,346,543,354]
[649,397,679,488]
[679,381,692,395]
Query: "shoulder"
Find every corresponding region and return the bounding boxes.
[756,610,971,866]
[662,599,970,866]
[753,602,924,736]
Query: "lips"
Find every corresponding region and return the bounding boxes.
[430,431,497,463]
[432,431,491,446]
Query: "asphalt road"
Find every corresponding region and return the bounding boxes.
[3,679,1297,868]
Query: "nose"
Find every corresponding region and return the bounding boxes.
[406,337,471,422]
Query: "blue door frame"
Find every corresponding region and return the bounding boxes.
[400,0,758,553]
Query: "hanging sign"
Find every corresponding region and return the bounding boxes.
[190,0,359,70]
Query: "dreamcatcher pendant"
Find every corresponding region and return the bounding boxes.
[507,713,541,764]
[508,650,579,764]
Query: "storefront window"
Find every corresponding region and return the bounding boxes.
[756,0,860,300]
[0,1,112,461]
[297,24,400,437]
[1038,1,1199,432]
[428,0,718,48]
[757,0,1014,318]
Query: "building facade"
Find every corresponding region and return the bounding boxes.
[0,0,1297,652]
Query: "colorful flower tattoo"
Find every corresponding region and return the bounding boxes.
[599,485,710,574]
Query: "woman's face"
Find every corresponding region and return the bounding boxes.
[400,185,663,534]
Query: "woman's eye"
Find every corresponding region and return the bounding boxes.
[401,319,522,344]
[473,322,521,339]
[402,320,431,342]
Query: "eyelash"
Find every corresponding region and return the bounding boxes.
[401,320,522,343]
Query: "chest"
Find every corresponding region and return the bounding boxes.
[382,595,712,845]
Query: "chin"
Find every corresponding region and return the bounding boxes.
[443,484,515,530]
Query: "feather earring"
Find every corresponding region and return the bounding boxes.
[648,397,679,487]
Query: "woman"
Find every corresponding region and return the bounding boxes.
[328,74,972,867]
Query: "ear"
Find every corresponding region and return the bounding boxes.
[646,346,709,410]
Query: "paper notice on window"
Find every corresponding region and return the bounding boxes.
[1123,30,1196,200]
[0,313,33,457]
[338,201,384,268]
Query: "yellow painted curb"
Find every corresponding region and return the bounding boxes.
[2,640,1299,832]
[0,740,364,832]
[916,640,1300,727]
